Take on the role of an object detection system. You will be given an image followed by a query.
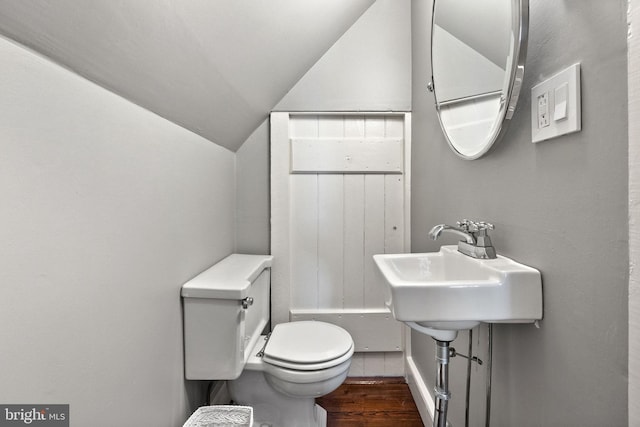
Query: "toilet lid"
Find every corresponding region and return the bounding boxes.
[262,321,353,370]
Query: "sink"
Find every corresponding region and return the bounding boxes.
[373,245,542,341]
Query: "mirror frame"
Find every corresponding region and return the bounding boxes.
[430,0,529,160]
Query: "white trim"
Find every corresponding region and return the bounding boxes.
[290,138,404,173]
[270,112,292,327]
[403,113,412,254]
[286,111,411,116]
[402,113,413,368]
[406,356,434,426]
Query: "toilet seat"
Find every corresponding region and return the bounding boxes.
[262,321,354,371]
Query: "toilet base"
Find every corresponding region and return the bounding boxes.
[252,404,327,427]
[228,370,328,427]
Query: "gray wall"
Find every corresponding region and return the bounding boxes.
[275,0,411,112]
[236,120,270,254]
[0,36,236,426]
[630,2,640,424]
[411,0,629,426]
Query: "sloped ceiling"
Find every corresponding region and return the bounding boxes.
[0,0,375,151]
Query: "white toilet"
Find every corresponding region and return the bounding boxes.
[181,254,354,427]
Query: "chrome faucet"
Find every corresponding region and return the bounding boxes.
[429,219,497,259]
[428,223,475,244]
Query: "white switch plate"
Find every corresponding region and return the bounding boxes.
[531,63,581,143]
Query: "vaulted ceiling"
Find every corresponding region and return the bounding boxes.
[0,0,375,151]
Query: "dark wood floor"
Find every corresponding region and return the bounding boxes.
[316,377,425,427]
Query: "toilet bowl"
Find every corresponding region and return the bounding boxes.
[250,321,353,396]
[229,321,354,426]
[181,254,355,427]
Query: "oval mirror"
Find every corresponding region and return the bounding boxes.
[430,0,528,159]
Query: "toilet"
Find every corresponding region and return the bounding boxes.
[181,254,354,427]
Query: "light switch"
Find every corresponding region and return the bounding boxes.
[554,83,568,121]
[531,63,581,143]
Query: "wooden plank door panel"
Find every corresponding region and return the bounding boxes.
[272,113,411,377]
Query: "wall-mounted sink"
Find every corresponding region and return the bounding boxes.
[373,245,542,341]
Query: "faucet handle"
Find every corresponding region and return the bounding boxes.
[456,220,494,233]
[456,219,474,231]
[475,221,494,232]
[474,221,495,251]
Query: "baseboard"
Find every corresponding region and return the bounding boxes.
[314,404,327,427]
[344,376,407,385]
[406,356,434,426]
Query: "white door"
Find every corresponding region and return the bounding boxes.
[271,112,411,376]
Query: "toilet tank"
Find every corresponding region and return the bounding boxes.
[181,254,273,380]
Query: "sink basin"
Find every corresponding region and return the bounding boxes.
[373,245,542,341]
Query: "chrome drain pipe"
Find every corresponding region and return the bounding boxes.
[434,340,451,427]
[432,327,492,427]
